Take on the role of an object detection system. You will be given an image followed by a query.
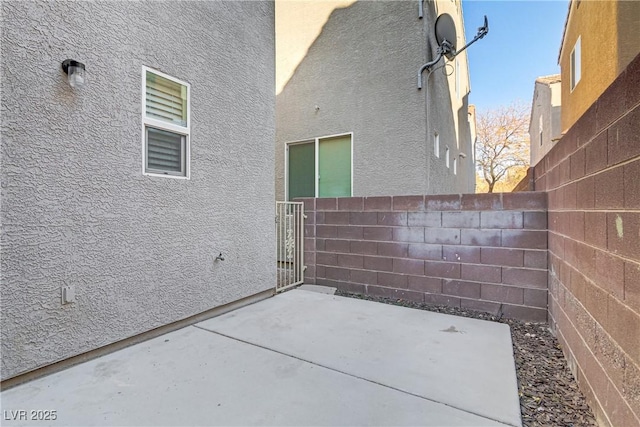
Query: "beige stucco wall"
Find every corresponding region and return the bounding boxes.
[559,0,640,131]
[276,0,356,95]
[530,79,562,167]
[435,0,471,153]
[468,104,477,165]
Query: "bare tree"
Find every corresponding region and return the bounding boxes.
[475,102,530,193]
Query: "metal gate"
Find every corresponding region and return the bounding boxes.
[276,201,305,292]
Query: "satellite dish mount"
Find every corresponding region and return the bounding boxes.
[418,14,489,89]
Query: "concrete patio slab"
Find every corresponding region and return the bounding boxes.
[197,289,522,427]
[2,289,521,426]
[298,284,337,294]
[2,325,509,426]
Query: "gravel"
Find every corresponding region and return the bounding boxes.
[335,290,597,427]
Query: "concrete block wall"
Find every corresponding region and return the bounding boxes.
[534,53,640,426]
[512,167,534,192]
[298,193,548,322]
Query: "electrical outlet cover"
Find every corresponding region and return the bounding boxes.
[61,286,75,304]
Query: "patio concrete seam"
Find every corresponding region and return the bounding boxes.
[192,325,517,427]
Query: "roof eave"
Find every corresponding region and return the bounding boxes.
[557,0,574,64]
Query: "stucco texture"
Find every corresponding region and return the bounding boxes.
[529,80,561,167]
[275,1,475,200]
[1,1,275,380]
[559,0,640,131]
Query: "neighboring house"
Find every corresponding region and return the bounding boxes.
[528,75,561,167]
[558,0,640,132]
[468,104,477,165]
[275,0,476,200]
[1,2,275,382]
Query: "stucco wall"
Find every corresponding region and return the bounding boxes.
[435,0,473,181]
[1,1,275,380]
[530,81,562,167]
[550,82,562,146]
[275,0,474,200]
[559,1,640,132]
[275,0,356,95]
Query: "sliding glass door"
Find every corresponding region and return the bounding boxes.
[287,133,352,200]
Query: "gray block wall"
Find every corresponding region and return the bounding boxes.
[275,1,475,200]
[1,1,275,380]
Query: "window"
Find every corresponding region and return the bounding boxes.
[434,133,440,158]
[453,158,457,175]
[445,147,450,168]
[539,115,544,146]
[570,37,581,91]
[142,67,190,178]
[286,133,353,200]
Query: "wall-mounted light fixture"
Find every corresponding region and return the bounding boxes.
[61,59,86,89]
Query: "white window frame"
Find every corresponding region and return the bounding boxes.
[141,66,191,179]
[284,132,354,201]
[539,115,544,146]
[445,146,450,168]
[570,37,581,92]
[434,132,440,158]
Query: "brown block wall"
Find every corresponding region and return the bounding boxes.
[298,193,548,322]
[534,53,640,426]
[512,167,534,192]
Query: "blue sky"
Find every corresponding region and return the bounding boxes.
[461,0,569,113]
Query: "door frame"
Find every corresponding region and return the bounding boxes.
[284,132,353,201]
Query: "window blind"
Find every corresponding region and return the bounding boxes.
[146,127,184,173]
[146,71,187,127]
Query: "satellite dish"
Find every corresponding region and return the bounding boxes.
[434,13,457,60]
[418,14,488,89]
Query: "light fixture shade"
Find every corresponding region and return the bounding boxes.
[62,59,86,89]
